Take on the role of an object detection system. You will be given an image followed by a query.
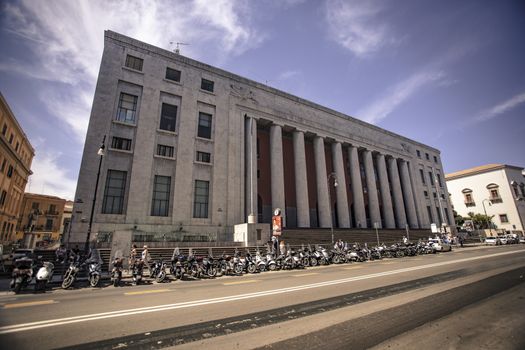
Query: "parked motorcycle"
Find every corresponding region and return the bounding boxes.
[150,260,168,283]
[171,248,186,280]
[62,253,82,289]
[131,258,144,285]
[35,257,54,292]
[86,248,103,287]
[11,255,34,294]
[111,251,124,287]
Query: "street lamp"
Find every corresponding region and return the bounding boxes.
[481,199,493,236]
[327,172,339,244]
[84,135,106,254]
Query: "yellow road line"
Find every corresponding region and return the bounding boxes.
[223,280,259,286]
[124,289,170,296]
[4,300,56,309]
[344,265,364,269]
[292,273,319,277]
[381,261,396,264]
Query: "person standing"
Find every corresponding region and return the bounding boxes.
[142,245,151,276]
[279,240,286,256]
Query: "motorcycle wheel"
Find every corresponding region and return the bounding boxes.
[35,279,46,292]
[62,274,74,289]
[310,257,318,266]
[14,282,22,294]
[174,267,183,280]
[268,263,276,271]
[89,274,100,287]
[113,275,120,287]
[258,264,266,272]
[207,266,218,278]
[302,257,310,267]
[234,264,244,275]
[155,271,167,283]
[319,258,327,265]
[332,256,340,264]
[247,263,257,274]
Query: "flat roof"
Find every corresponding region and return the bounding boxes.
[445,164,524,180]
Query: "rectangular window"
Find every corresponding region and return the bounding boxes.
[116,93,138,123]
[159,103,177,132]
[424,190,428,197]
[157,144,174,158]
[436,173,443,187]
[437,206,443,224]
[102,170,127,214]
[7,165,13,178]
[1,123,6,135]
[433,192,437,198]
[416,150,421,157]
[427,206,433,223]
[125,54,143,71]
[443,208,449,225]
[198,112,212,139]
[111,137,132,151]
[48,204,57,214]
[0,190,7,207]
[165,67,181,82]
[499,214,509,223]
[428,171,433,186]
[196,151,211,163]
[193,180,209,218]
[434,155,438,163]
[419,169,425,184]
[0,159,5,172]
[9,134,13,144]
[15,142,19,152]
[32,202,39,210]
[45,219,53,230]
[151,175,171,216]
[200,78,214,92]
[425,153,429,160]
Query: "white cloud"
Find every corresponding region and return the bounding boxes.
[1,0,263,141]
[278,70,301,80]
[325,0,396,57]
[26,151,77,200]
[476,91,525,122]
[356,70,445,124]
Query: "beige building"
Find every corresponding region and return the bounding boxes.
[17,193,66,248]
[60,200,73,243]
[70,31,453,245]
[0,92,34,245]
[446,164,525,234]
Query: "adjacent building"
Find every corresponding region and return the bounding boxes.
[0,92,34,245]
[70,31,453,244]
[446,164,525,234]
[16,193,66,248]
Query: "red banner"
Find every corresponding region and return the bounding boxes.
[272,215,282,236]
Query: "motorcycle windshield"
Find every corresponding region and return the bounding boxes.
[112,249,123,261]
[89,248,103,264]
[172,247,180,260]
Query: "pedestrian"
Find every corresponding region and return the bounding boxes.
[129,244,138,272]
[55,244,67,264]
[72,245,80,256]
[271,236,278,254]
[279,240,286,256]
[142,245,151,276]
[403,236,408,244]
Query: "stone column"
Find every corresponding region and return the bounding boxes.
[399,160,419,228]
[376,153,395,228]
[313,136,331,227]
[245,117,257,223]
[270,124,286,226]
[293,130,310,227]
[348,145,367,228]
[409,161,429,228]
[363,150,381,228]
[387,157,407,228]
[332,142,350,228]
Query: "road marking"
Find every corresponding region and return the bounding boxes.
[3,300,56,309]
[223,280,258,285]
[344,266,364,270]
[292,273,319,277]
[124,289,170,296]
[0,249,523,334]
[381,261,396,264]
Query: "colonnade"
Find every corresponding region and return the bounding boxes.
[245,117,430,229]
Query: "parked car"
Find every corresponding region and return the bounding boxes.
[497,236,508,245]
[484,236,501,245]
[427,238,452,252]
[520,236,525,244]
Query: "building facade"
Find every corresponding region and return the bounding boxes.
[70,31,453,244]
[0,92,34,245]
[446,164,525,233]
[16,193,66,248]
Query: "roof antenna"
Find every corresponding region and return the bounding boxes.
[170,41,189,55]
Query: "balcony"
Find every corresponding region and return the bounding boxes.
[45,210,59,216]
[464,200,476,207]
[489,196,503,204]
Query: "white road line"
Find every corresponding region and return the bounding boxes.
[0,249,522,334]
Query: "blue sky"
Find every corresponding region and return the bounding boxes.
[1,0,524,200]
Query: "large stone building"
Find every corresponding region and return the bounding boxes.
[0,92,34,245]
[446,164,525,234]
[70,31,453,245]
[16,193,67,248]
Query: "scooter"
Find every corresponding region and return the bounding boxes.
[88,261,102,287]
[35,257,54,292]
[111,255,124,287]
[11,256,34,294]
[62,254,82,289]
[131,258,144,285]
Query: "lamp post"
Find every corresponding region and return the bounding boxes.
[481,199,493,236]
[327,172,339,244]
[84,136,106,254]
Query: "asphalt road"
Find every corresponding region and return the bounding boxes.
[1,245,524,349]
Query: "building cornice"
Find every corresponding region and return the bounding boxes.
[445,164,524,181]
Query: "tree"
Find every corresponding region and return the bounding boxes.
[454,210,465,227]
[466,212,495,229]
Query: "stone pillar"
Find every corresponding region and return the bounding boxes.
[348,145,367,228]
[363,150,381,228]
[387,157,407,228]
[409,162,429,228]
[399,160,419,228]
[313,136,331,227]
[270,124,286,226]
[293,130,310,227]
[332,142,350,228]
[245,117,257,223]
[376,154,395,228]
